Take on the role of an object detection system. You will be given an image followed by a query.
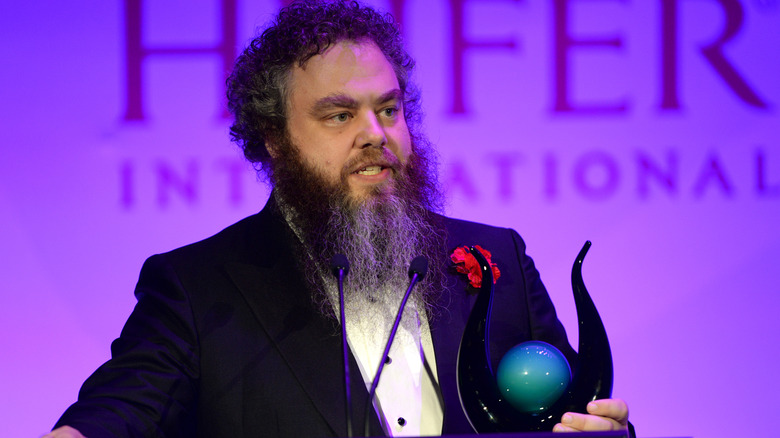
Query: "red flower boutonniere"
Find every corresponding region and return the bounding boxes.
[450,245,501,288]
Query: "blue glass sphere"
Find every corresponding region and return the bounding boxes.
[496,341,572,413]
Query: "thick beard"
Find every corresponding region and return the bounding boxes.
[269,135,447,326]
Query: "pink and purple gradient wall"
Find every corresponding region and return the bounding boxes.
[2,1,779,436]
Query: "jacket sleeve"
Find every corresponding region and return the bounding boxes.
[54,254,200,438]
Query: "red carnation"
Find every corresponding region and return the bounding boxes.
[450,245,501,288]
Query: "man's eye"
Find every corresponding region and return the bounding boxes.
[381,107,398,117]
[330,113,349,122]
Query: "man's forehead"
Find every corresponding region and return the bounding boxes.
[296,39,384,72]
[287,40,400,104]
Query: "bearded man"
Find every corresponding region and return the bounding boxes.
[47,1,630,437]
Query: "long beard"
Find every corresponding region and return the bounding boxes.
[269,136,446,326]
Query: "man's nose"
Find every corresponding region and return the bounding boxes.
[355,112,387,149]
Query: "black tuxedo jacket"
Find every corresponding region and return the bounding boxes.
[56,200,575,437]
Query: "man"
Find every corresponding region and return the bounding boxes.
[47,1,629,437]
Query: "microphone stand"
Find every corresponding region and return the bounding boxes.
[331,254,353,437]
[362,256,428,437]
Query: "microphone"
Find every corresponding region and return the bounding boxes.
[363,256,429,437]
[408,255,428,282]
[330,254,353,438]
[330,253,350,277]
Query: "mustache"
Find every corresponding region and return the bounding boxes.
[340,148,402,179]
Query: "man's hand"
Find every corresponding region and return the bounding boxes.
[41,426,86,438]
[552,398,628,433]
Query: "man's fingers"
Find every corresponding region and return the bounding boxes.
[552,398,630,432]
[558,411,622,432]
[587,398,629,425]
[552,423,577,432]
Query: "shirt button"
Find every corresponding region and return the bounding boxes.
[397,417,406,426]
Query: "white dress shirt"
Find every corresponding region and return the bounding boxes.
[346,301,444,436]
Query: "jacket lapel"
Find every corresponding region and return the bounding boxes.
[430,220,480,434]
[224,201,383,436]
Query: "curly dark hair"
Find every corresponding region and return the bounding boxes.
[226,0,422,176]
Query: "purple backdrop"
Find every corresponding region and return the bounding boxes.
[2,1,779,437]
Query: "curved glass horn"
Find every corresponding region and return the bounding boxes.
[456,241,613,432]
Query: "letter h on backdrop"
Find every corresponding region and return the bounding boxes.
[122,0,239,121]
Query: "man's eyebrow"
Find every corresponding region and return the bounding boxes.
[377,89,403,105]
[309,89,404,116]
[310,94,358,115]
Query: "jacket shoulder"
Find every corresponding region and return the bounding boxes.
[438,214,529,255]
[154,202,291,270]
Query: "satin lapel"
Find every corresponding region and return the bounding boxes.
[223,203,383,436]
[227,259,349,434]
[430,222,480,434]
[430,273,478,434]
